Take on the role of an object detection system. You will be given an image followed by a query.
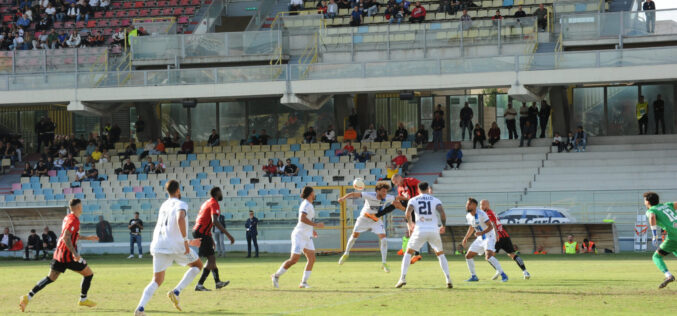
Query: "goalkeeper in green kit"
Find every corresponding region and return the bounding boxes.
[644,192,677,289]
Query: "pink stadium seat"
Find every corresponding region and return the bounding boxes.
[111,1,122,9]
[168,0,179,6]
[105,10,114,18]
[64,21,74,28]
[3,15,12,23]
[139,9,149,16]
[172,7,183,15]
[157,1,168,7]
[53,21,63,29]
[116,10,126,18]
[72,187,83,194]
[47,170,57,177]
[128,10,138,18]
[109,19,120,27]
[191,0,200,5]
[94,11,104,18]
[184,7,195,15]
[133,186,143,193]
[162,8,172,15]
[12,183,21,191]
[135,1,145,8]
[150,8,161,16]
[121,19,131,26]
[179,0,189,6]
[103,28,113,35]
[75,21,85,28]
[178,16,189,24]
[123,2,133,9]
[97,20,108,27]
[63,188,73,194]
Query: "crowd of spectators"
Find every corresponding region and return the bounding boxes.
[261,158,299,182]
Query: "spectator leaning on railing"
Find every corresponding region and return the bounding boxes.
[409,1,426,23]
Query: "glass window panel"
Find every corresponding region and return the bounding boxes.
[389,98,419,138]
[306,99,335,137]
[161,103,189,138]
[420,97,433,142]
[189,103,217,142]
[641,84,674,134]
[247,98,278,139]
[73,113,101,137]
[374,97,389,134]
[573,87,605,136]
[277,105,306,139]
[218,102,246,142]
[607,86,638,136]
[484,92,510,139]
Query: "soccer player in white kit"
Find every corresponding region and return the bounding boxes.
[461,197,508,283]
[272,186,325,288]
[337,181,405,273]
[134,180,204,316]
[395,182,452,288]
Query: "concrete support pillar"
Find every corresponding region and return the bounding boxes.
[549,86,571,135]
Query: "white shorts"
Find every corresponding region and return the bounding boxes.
[152,249,199,273]
[353,215,386,235]
[407,230,443,253]
[291,231,315,254]
[468,234,497,255]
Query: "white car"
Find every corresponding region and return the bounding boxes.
[497,207,575,224]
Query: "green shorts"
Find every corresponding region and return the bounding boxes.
[659,237,677,254]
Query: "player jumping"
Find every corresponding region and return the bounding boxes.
[395,182,452,288]
[462,198,508,282]
[19,198,99,312]
[480,200,531,280]
[134,180,204,316]
[337,181,405,273]
[193,187,235,291]
[643,191,677,289]
[272,186,325,288]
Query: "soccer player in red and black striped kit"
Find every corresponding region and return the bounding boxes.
[19,199,99,312]
[366,174,423,263]
[480,200,531,280]
[193,187,235,291]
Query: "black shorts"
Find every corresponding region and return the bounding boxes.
[495,237,516,254]
[192,231,215,257]
[50,259,87,273]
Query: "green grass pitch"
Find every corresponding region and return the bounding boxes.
[2,252,676,315]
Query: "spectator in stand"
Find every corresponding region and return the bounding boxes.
[573,125,586,152]
[654,94,665,134]
[637,95,648,135]
[275,159,285,176]
[63,153,77,169]
[321,125,336,143]
[122,158,136,175]
[96,216,114,242]
[151,138,165,154]
[91,146,102,162]
[21,162,33,177]
[459,102,473,141]
[303,127,317,144]
[36,15,51,31]
[246,129,259,145]
[643,0,655,33]
[3,142,16,163]
[338,0,351,9]
[100,0,110,11]
[392,122,408,141]
[35,160,48,177]
[385,162,399,180]
[262,159,277,182]
[119,140,136,161]
[45,3,56,21]
[519,120,535,147]
[259,129,270,145]
[518,102,528,134]
[362,124,377,142]
[344,126,357,142]
[57,29,68,48]
[178,135,194,154]
[528,102,538,130]
[415,125,428,146]
[156,157,165,173]
[0,227,20,250]
[24,229,42,260]
[472,123,486,149]
[66,3,79,21]
[53,155,65,170]
[364,0,378,17]
[552,132,564,153]
[338,140,355,158]
[539,100,551,138]
[89,0,100,10]
[326,0,338,18]
[41,226,57,257]
[446,143,463,170]
[409,1,426,23]
[504,102,518,139]
[75,166,86,181]
[534,3,548,31]
[66,29,81,48]
[283,158,298,176]
[111,28,125,45]
[86,163,99,180]
[491,9,502,26]
[289,0,303,12]
[353,146,372,163]
[461,9,472,30]
[143,161,156,174]
[350,5,363,26]
[392,150,410,175]
[389,6,404,24]
[78,2,90,23]
[134,116,145,141]
[514,4,526,19]
[488,122,500,147]
[207,129,220,147]
[376,125,389,142]
[431,111,445,151]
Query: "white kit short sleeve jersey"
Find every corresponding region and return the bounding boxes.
[360,192,395,215]
[293,199,315,237]
[466,209,496,240]
[150,198,189,255]
[407,194,442,232]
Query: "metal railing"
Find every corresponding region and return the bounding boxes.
[0,47,109,74]
[1,46,676,91]
[245,0,279,31]
[560,8,677,43]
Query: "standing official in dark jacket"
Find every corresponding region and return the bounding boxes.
[539,100,551,138]
[245,211,259,258]
[25,229,42,260]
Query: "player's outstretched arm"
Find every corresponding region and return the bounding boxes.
[213,214,235,244]
[82,235,99,241]
[648,213,659,247]
[405,204,415,233]
[338,192,362,203]
[177,209,190,254]
[392,199,406,211]
[462,226,473,248]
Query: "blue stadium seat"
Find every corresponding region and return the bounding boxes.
[14,189,23,195]
[189,179,201,187]
[277,138,287,144]
[70,181,81,188]
[213,166,223,173]
[138,174,148,181]
[141,203,152,210]
[159,179,168,187]
[318,211,330,218]
[246,200,257,207]
[255,211,265,219]
[99,175,108,181]
[57,170,67,177]
[43,188,53,195]
[180,160,191,168]
[268,138,278,145]
[355,163,366,169]
[123,186,133,193]
[312,176,323,183]
[55,194,65,200]
[237,190,248,196]
[30,176,40,183]
[281,176,292,183]
[302,176,313,183]
[4,195,15,201]
[224,213,233,219]
[258,189,267,196]
[223,166,234,172]
[575,3,586,11]
[74,193,85,199]
[49,176,58,183]
[143,186,153,193]
[196,191,207,198]
[135,192,145,199]
[31,183,41,190]
[33,188,43,195]
[186,154,197,161]
[90,181,101,188]
[44,195,54,201]
[290,144,301,151]
[279,188,291,195]
[118,174,128,181]
[147,192,157,199]
[330,156,339,163]
[291,157,300,165]
[313,163,324,170]
[209,160,220,167]
[243,165,254,172]
[58,176,68,182]
[196,172,207,179]
[330,143,341,150]
[95,193,106,199]
[324,150,334,157]
[370,168,382,175]
[402,141,412,148]
[244,183,254,190]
